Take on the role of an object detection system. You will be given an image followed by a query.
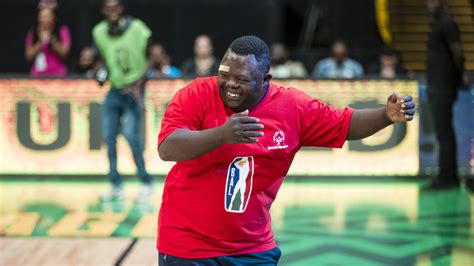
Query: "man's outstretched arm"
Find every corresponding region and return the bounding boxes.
[158,110,264,162]
[347,93,415,140]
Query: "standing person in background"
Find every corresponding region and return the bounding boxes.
[311,40,364,79]
[181,34,220,77]
[424,0,469,190]
[270,43,308,78]
[24,1,71,77]
[93,0,153,202]
[146,43,181,78]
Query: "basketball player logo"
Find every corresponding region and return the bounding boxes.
[224,156,254,213]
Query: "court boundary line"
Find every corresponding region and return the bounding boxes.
[115,238,138,266]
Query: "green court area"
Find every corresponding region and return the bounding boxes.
[1,178,473,265]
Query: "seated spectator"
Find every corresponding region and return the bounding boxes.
[311,40,363,79]
[270,43,308,78]
[77,47,100,78]
[181,35,219,77]
[368,47,407,79]
[24,1,71,77]
[146,43,181,78]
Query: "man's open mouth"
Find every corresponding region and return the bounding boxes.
[226,91,241,100]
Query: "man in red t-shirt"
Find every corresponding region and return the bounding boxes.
[157,36,416,265]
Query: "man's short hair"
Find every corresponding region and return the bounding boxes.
[228,35,271,73]
[103,0,122,6]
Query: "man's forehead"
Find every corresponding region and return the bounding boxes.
[218,65,230,72]
[220,51,258,73]
[225,50,257,62]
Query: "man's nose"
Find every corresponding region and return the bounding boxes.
[227,79,239,89]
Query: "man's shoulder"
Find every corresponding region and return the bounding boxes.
[183,76,218,93]
[345,58,362,67]
[439,14,459,30]
[269,83,307,100]
[173,77,218,105]
[93,20,108,32]
[194,76,218,85]
[92,21,108,36]
[129,18,151,33]
[440,13,456,23]
[130,18,147,27]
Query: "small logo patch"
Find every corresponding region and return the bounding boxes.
[268,131,288,150]
[224,157,254,213]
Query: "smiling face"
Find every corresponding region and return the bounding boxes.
[218,50,271,112]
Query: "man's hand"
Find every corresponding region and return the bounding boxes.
[461,73,470,89]
[386,92,416,123]
[124,78,146,106]
[219,110,264,144]
[159,110,264,161]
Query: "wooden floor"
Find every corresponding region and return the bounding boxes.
[0,237,157,266]
[1,179,472,265]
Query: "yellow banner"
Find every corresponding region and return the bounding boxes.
[0,79,418,175]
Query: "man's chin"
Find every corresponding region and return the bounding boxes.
[226,103,245,113]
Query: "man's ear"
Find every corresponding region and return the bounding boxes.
[263,73,272,84]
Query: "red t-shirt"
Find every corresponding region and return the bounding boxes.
[157,76,353,258]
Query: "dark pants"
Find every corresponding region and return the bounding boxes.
[158,247,281,266]
[103,89,151,187]
[427,89,458,180]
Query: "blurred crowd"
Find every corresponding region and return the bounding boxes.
[25,0,410,80]
[18,0,473,196]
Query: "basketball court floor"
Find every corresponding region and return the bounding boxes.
[1,178,473,265]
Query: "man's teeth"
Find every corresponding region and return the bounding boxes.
[227,91,239,97]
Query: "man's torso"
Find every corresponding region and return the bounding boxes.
[92,18,150,88]
[426,12,462,88]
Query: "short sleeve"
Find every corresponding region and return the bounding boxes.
[300,94,353,148]
[157,81,204,148]
[59,25,71,47]
[441,18,461,44]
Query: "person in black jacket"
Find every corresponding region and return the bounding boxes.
[424,0,468,190]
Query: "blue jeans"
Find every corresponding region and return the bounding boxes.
[158,247,281,265]
[103,88,151,187]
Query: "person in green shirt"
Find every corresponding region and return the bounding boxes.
[93,0,153,202]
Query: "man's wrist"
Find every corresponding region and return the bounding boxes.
[383,107,394,125]
[213,126,227,146]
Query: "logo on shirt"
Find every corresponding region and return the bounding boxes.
[224,157,254,213]
[267,131,288,150]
